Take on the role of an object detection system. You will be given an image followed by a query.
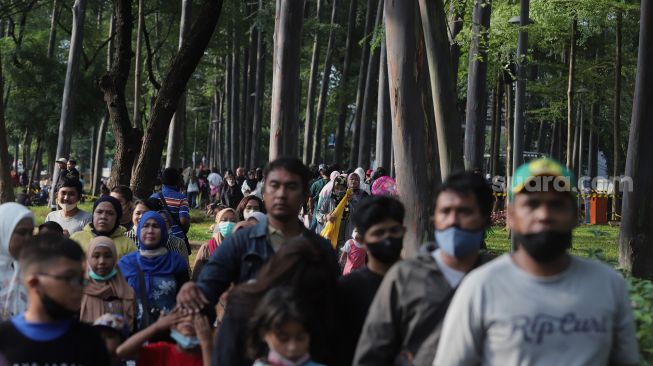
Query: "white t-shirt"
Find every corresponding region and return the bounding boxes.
[432,249,465,288]
[45,209,92,235]
[433,254,640,366]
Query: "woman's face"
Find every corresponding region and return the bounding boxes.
[89,246,115,276]
[348,174,360,189]
[244,199,261,215]
[227,177,236,186]
[8,218,34,259]
[217,211,237,224]
[132,203,150,227]
[94,202,118,233]
[140,218,162,247]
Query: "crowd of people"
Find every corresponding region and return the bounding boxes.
[0,156,641,366]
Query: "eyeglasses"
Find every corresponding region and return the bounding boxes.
[38,273,89,287]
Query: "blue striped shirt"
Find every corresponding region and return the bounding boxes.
[150,185,190,240]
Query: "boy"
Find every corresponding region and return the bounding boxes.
[116,308,213,366]
[0,234,110,365]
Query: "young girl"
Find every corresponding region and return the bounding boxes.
[339,228,366,275]
[248,287,325,366]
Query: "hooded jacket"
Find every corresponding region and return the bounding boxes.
[71,224,137,260]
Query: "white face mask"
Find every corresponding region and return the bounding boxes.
[243,209,257,220]
[59,201,78,212]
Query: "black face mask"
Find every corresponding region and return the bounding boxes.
[513,230,572,263]
[366,236,403,264]
[40,291,77,320]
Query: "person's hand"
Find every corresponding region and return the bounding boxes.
[326,214,335,223]
[62,229,70,238]
[194,314,212,346]
[154,308,184,332]
[177,282,209,313]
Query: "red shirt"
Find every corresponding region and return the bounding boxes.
[137,342,203,366]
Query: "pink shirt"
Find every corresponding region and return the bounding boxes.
[342,239,366,275]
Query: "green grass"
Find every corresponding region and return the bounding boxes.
[486,224,620,266]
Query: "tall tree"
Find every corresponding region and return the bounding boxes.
[230,23,241,168]
[566,17,577,171]
[250,0,266,168]
[448,0,466,84]
[51,0,87,200]
[385,0,433,253]
[311,0,340,165]
[375,38,391,170]
[334,0,357,163]
[418,0,464,178]
[269,0,306,160]
[349,0,376,166]
[133,0,144,130]
[463,0,492,171]
[302,0,325,164]
[619,0,653,278]
[165,0,192,169]
[0,48,13,203]
[612,10,623,220]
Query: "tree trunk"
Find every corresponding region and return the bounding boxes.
[619,0,653,278]
[224,54,232,169]
[268,0,305,160]
[302,0,325,164]
[511,0,529,176]
[463,0,492,171]
[566,17,577,171]
[243,20,257,168]
[250,3,266,168]
[22,131,31,175]
[375,38,391,170]
[0,48,14,203]
[418,0,465,178]
[131,0,225,198]
[348,0,376,167]
[334,0,357,164]
[357,0,383,169]
[47,0,60,59]
[92,112,108,196]
[51,0,87,203]
[588,102,599,178]
[165,0,191,169]
[385,0,434,254]
[133,0,144,130]
[490,77,503,177]
[505,81,512,187]
[312,0,340,165]
[230,27,241,168]
[612,11,623,220]
[448,0,466,84]
[28,137,42,192]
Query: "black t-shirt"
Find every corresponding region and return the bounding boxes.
[0,320,110,366]
[334,267,384,366]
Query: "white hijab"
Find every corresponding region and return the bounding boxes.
[355,167,370,194]
[0,202,35,320]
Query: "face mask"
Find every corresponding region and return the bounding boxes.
[170,329,200,350]
[218,221,235,237]
[435,226,485,259]
[59,201,78,212]
[40,291,77,320]
[88,267,118,282]
[366,236,403,264]
[243,209,257,220]
[513,230,572,263]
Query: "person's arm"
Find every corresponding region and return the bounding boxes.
[609,275,640,366]
[178,198,191,231]
[316,199,332,224]
[116,308,184,360]
[194,314,213,366]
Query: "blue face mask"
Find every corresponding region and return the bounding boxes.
[218,221,235,237]
[435,226,485,259]
[88,267,118,281]
[170,329,200,349]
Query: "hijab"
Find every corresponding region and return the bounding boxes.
[137,211,169,251]
[0,203,35,320]
[355,167,370,194]
[319,171,342,198]
[208,208,237,254]
[91,195,123,236]
[81,236,135,328]
[347,172,366,201]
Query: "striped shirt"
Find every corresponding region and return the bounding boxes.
[150,185,190,240]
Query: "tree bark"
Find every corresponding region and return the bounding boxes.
[385,0,434,254]
[490,77,503,177]
[588,102,599,179]
[302,0,325,164]
[47,0,60,59]
[311,0,340,165]
[448,0,466,84]
[250,3,266,168]
[463,0,492,171]
[51,0,87,202]
[375,38,391,170]
[612,11,623,220]
[348,0,376,167]
[131,0,225,198]
[334,0,357,164]
[566,17,577,171]
[230,27,241,168]
[418,0,465,179]
[243,17,257,168]
[511,0,529,177]
[619,0,653,278]
[357,0,383,169]
[133,0,144,130]
[505,80,512,187]
[269,0,305,160]
[28,137,41,193]
[0,48,14,203]
[165,0,191,169]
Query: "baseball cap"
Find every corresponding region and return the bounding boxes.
[56,158,68,164]
[510,158,576,200]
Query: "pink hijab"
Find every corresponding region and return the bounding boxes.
[319,171,342,198]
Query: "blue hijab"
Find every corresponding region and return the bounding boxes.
[118,212,186,297]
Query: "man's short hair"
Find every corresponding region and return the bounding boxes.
[263,157,313,194]
[38,221,64,235]
[162,168,181,186]
[68,159,76,165]
[20,234,85,276]
[434,171,493,225]
[111,185,133,202]
[59,175,83,196]
[352,196,405,235]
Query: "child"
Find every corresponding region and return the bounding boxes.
[116,308,213,366]
[248,287,325,366]
[93,313,130,366]
[339,228,366,275]
[0,234,110,365]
